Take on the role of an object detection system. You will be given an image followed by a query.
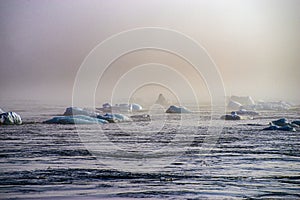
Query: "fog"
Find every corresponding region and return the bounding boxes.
[1,0,299,105]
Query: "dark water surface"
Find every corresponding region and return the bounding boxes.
[0,101,299,199]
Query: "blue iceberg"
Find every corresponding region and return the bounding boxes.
[263,118,298,131]
[63,107,98,117]
[270,118,289,127]
[263,125,296,132]
[43,115,108,124]
[292,120,300,126]
[130,103,143,111]
[97,113,132,123]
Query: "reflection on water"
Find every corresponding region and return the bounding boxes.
[0,101,299,199]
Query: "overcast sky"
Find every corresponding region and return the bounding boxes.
[0,0,299,105]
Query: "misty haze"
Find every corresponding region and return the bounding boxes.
[0,0,300,199]
[1,0,299,105]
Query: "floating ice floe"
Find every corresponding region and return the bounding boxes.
[63,107,98,117]
[262,118,298,132]
[270,118,290,127]
[292,120,300,126]
[0,112,22,125]
[166,105,191,113]
[43,115,108,124]
[97,113,132,123]
[45,107,135,124]
[270,118,298,127]
[221,112,241,120]
[263,125,296,132]
[130,114,151,122]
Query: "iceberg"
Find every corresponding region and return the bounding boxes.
[44,112,132,124]
[262,118,298,131]
[166,105,191,113]
[231,95,255,106]
[0,112,22,125]
[130,114,151,122]
[253,101,291,111]
[97,113,132,123]
[270,118,289,127]
[220,114,241,120]
[228,95,291,111]
[263,125,296,132]
[63,107,98,117]
[98,103,143,112]
[155,93,169,106]
[102,103,111,108]
[277,125,295,131]
[131,103,143,111]
[263,125,278,130]
[116,104,132,112]
[235,109,259,116]
[220,112,241,120]
[227,100,242,110]
[115,103,143,112]
[292,120,300,126]
[98,103,112,112]
[43,115,108,124]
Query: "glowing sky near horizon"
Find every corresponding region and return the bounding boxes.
[0,0,299,104]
